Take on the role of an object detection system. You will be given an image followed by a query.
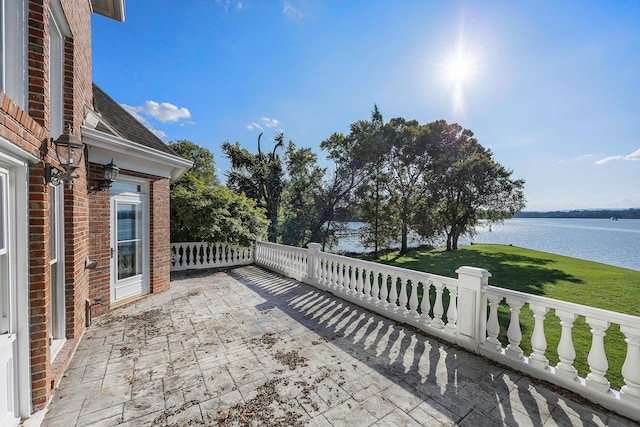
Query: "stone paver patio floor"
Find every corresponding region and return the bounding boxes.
[41,266,635,426]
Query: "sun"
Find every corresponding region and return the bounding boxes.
[442,47,479,88]
[438,42,481,113]
[444,54,475,86]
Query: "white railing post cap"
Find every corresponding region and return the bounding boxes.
[455,266,492,279]
[308,242,322,252]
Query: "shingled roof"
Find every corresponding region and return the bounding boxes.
[92,83,178,156]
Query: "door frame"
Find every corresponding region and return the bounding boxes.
[0,139,34,420]
[49,182,65,359]
[110,178,149,304]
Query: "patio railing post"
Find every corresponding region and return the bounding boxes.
[455,266,491,353]
[306,242,321,286]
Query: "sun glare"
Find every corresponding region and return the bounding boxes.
[444,54,475,86]
[439,42,481,114]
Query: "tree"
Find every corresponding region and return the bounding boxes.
[169,140,268,245]
[384,118,433,254]
[351,105,394,257]
[280,141,326,247]
[420,121,526,250]
[222,132,285,242]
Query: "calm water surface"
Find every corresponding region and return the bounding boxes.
[335,218,640,271]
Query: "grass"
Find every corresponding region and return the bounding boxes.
[364,243,640,389]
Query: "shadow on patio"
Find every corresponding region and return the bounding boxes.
[41,266,633,426]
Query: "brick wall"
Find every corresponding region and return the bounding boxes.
[24,0,94,410]
[88,168,172,318]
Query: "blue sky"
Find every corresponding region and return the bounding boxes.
[92,1,640,211]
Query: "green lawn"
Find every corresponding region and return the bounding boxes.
[367,244,640,389]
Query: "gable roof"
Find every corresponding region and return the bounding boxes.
[91,83,178,157]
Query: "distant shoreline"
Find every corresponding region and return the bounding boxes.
[515,208,640,219]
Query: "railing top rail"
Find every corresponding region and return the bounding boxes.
[317,250,459,287]
[485,284,640,328]
[256,241,308,254]
[172,242,252,246]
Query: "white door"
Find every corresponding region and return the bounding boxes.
[111,192,149,303]
[0,167,19,426]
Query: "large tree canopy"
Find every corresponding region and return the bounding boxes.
[169,140,268,245]
[419,121,526,250]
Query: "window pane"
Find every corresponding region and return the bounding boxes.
[111,182,141,194]
[117,203,141,241]
[117,240,141,280]
[49,185,57,261]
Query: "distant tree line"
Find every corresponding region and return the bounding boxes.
[516,209,640,219]
[170,105,526,253]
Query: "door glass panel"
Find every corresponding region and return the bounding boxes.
[117,202,142,280]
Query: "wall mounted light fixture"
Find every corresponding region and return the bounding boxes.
[98,159,120,190]
[45,128,84,186]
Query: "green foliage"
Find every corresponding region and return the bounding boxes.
[280,142,326,246]
[169,140,268,244]
[169,139,219,188]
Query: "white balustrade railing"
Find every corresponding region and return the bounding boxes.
[479,286,640,419]
[252,240,640,421]
[170,242,253,271]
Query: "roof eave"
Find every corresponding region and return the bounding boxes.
[82,126,193,182]
[91,0,126,22]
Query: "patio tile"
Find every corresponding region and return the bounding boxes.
[41,266,638,427]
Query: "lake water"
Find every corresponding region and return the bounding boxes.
[333,218,640,272]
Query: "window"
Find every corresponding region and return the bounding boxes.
[0,169,9,334]
[48,5,67,138]
[0,0,27,108]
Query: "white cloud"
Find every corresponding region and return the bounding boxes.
[261,117,280,128]
[246,122,263,131]
[216,0,245,12]
[624,148,640,161]
[595,155,624,165]
[131,100,191,123]
[283,1,302,18]
[246,117,281,132]
[595,147,640,165]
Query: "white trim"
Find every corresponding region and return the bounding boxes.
[0,137,33,418]
[110,191,149,303]
[82,126,192,181]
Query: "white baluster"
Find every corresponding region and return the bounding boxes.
[354,267,363,296]
[371,271,380,301]
[620,325,640,405]
[389,276,398,309]
[431,282,445,329]
[399,278,408,314]
[420,281,432,323]
[336,262,344,291]
[506,298,524,360]
[529,303,549,370]
[363,269,372,300]
[555,310,578,380]
[330,261,337,289]
[444,285,458,335]
[379,274,389,306]
[585,317,610,393]
[409,280,419,317]
[483,294,502,352]
[349,266,357,294]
